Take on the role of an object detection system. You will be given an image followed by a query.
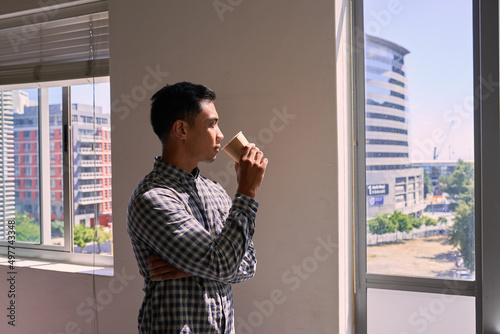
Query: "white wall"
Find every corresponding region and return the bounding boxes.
[0,1,345,333]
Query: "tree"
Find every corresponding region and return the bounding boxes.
[440,159,474,200]
[449,199,475,271]
[73,224,94,252]
[437,216,447,228]
[51,220,64,238]
[93,227,111,253]
[390,210,413,240]
[368,213,396,243]
[441,160,475,272]
[423,216,438,227]
[411,216,423,229]
[15,211,40,243]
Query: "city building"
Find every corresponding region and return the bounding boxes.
[13,102,112,228]
[364,35,426,218]
[0,91,15,239]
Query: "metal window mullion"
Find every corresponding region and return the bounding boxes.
[38,88,51,245]
[477,0,500,331]
[62,86,73,252]
[366,274,476,297]
[352,0,368,332]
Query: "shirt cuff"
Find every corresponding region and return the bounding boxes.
[232,193,259,220]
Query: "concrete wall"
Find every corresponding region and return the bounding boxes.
[0,1,344,333]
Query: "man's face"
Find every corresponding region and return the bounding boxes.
[185,100,224,163]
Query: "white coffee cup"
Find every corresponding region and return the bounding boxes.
[222,131,249,162]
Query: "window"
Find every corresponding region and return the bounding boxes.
[0,3,110,267]
[0,81,112,265]
[351,0,500,332]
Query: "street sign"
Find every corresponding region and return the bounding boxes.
[366,184,389,196]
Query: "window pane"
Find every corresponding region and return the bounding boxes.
[71,83,112,255]
[8,89,41,244]
[364,1,474,279]
[48,87,64,246]
[367,289,475,333]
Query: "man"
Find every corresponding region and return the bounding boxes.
[127,82,268,333]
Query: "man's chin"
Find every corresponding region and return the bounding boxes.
[201,156,217,164]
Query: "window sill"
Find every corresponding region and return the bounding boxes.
[0,256,113,276]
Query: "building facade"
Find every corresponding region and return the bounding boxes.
[13,102,112,228]
[0,91,15,240]
[365,35,426,218]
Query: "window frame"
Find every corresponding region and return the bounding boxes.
[352,0,499,332]
[0,77,112,267]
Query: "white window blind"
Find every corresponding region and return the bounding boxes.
[0,2,108,85]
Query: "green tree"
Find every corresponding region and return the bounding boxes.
[449,199,475,271]
[440,159,474,200]
[93,227,111,253]
[368,213,396,243]
[437,216,447,227]
[73,224,94,252]
[411,216,423,229]
[15,211,40,243]
[423,216,438,227]
[440,160,475,271]
[51,220,64,238]
[390,210,413,240]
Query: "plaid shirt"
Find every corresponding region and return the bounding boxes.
[127,157,258,333]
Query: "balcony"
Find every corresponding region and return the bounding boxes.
[78,135,98,143]
[78,184,103,192]
[78,147,102,154]
[78,172,103,179]
[78,160,104,166]
[78,196,104,204]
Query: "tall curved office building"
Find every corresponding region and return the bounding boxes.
[364,35,425,218]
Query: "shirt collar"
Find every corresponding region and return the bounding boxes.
[153,156,200,183]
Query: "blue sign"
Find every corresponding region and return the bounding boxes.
[369,196,384,206]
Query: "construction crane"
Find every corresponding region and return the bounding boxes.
[433,120,455,160]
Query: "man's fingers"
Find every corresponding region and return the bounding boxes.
[151,270,191,281]
[147,253,162,264]
[147,258,171,271]
[150,265,191,281]
[149,263,176,275]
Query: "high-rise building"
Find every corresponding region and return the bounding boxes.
[13,102,112,229]
[0,91,15,239]
[364,35,426,218]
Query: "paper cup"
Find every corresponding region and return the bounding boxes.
[222,131,249,162]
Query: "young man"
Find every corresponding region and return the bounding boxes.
[127,82,268,333]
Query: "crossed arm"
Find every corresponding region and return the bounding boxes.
[147,254,192,281]
[147,242,256,282]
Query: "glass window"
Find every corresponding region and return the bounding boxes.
[354,0,476,332]
[71,82,112,254]
[363,0,474,281]
[0,80,112,263]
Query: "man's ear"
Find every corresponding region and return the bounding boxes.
[171,120,189,140]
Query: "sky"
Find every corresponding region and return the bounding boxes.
[26,82,111,115]
[364,0,474,161]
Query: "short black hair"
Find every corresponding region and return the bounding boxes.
[150,82,216,143]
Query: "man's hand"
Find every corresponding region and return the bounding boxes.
[236,144,268,199]
[147,254,191,281]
